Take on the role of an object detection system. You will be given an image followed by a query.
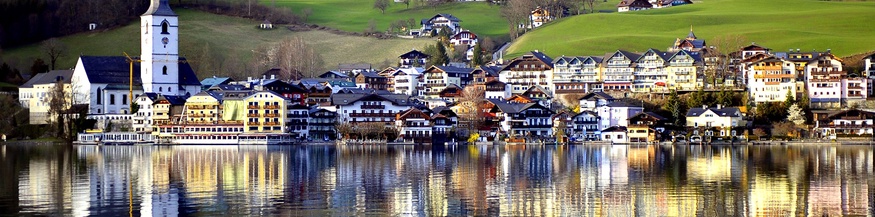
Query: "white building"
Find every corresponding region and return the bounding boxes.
[132,93,159,132]
[745,55,797,104]
[685,105,743,137]
[552,56,604,94]
[596,101,644,131]
[392,67,424,96]
[18,70,74,125]
[601,126,628,143]
[572,111,600,141]
[484,80,511,99]
[332,93,414,125]
[578,92,615,112]
[498,51,554,95]
[395,108,433,143]
[815,109,875,139]
[805,52,867,108]
[420,65,471,99]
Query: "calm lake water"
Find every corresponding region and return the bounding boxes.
[0,144,873,216]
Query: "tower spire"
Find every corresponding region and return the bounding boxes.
[686,25,697,40]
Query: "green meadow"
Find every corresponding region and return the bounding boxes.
[3,9,432,77]
[269,0,509,39]
[507,0,875,58]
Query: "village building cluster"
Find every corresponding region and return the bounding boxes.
[20,0,875,144]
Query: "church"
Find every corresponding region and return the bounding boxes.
[72,0,201,120]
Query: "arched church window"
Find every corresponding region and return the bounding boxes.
[169,87,172,92]
[96,88,102,104]
[162,66,167,75]
[161,21,169,34]
[159,87,163,92]
[145,22,149,34]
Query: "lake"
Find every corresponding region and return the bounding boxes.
[0,144,873,216]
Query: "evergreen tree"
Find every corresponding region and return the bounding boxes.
[783,89,795,109]
[716,88,734,106]
[663,90,683,126]
[425,41,449,67]
[30,58,49,77]
[470,43,483,67]
[688,87,706,108]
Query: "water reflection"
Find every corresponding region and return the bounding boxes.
[0,144,873,216]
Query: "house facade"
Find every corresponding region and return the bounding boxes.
[242,91,288,134]
[420,14,462,36]
[685,105,743,138]
[308,108,337,141]
[553,56,604,94]
[392,67,424,96]
[814,109,875,139]
[396,108,433,144]
[596,101,644,131]
[399,50,429,67]
[603,50,638,92]
[18,70,74,125]
[499,51,554,95]
[746,56,797,104]
[805,53,867,109]
[572,111,600,141]
[132,93,158,132]
[420,66,471,99]
[333,94,414,126]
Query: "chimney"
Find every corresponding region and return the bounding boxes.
[247,77,252,82]
[262,75,266,80]
[702,105,707,109]
[717,104,722,109]
[271,74,276,80]
[796,48,800,52]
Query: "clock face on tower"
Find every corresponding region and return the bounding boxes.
[162,37,169,45]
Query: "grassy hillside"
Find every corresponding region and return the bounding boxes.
[269,0,508,39]
[3,9,432,78]
[507,0,875,58]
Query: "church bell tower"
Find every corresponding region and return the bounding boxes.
[141,0,180,95]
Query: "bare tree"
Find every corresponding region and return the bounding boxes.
[584,0,599,13]
[374,0,390,14]
[302,8,313,22]
[707,34,748,87]
[457,86,486,134]
[41,38,67,70]
[255,37,325,79]
[45,80,73,139]
[401,0,411,9]
[501,0,535,39]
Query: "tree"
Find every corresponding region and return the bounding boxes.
[451,45,469,62]
[373,0,390,14]
[783,89,795,109]
[787,103,805,126]
[471,43,483,67]
[30,58,49,77]
[401,0,411,8]
[256,36,324,79]
[301,8,313,22]
[687,87,707,108]
[772,122,797,139]
[45,80,72,139]
[365,19,378,34]
[500,0,534,40]
[425,41,449,67]
[458,86,486,134]
[753,128,766,139]
[40,38,67,70]
[716,88,733,106]
[707,34,748,87]
[584,0,599,13]
[664,90,684,127]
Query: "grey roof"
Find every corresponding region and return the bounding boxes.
[631,111,667,120]
[687,30,697,39]
[399,50,430,59]
[686,107,742,117]
[605,101,642,108]
[357,71,383,78]
[338,63,372,71]
[78,56,199,86]
[528,51,554,67]
[201,77,233,88]
[212,84,248,91]
[579,92,615,101]
[139,92,160,101]
[143,0,177,16]
[318,71,349,78]
[158,95,188,105]
[79,56,142,85]
[426,14,461,23]
[20,70,73,88]
[602,126,627,133]
[332,93,413,106]
[435,65,473,75]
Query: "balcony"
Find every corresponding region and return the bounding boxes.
[248,122,259,125]
[248,105,259,109]
[753,65,782,70]
[287,114,309,118]
[753,74,795,79]
[674,71,690,75]
[264,122,279,126]
[264,113,278,117]
[361,105,385,109]
[247,113,259,117]
[349,113,394,118]
[264,105,280,109]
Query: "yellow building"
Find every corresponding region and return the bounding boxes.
[184,92,222,125]
[18,70,75,125]
[666,50,701,91]
[243,91,288,133]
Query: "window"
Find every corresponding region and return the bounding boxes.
[122,94,128,105]
[162,66,167,75]
[159,87,163,92]
[161,21,169,34]
[110,94,116,105]
[96,88,103,104]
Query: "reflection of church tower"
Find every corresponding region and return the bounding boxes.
[141,0,180,95]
